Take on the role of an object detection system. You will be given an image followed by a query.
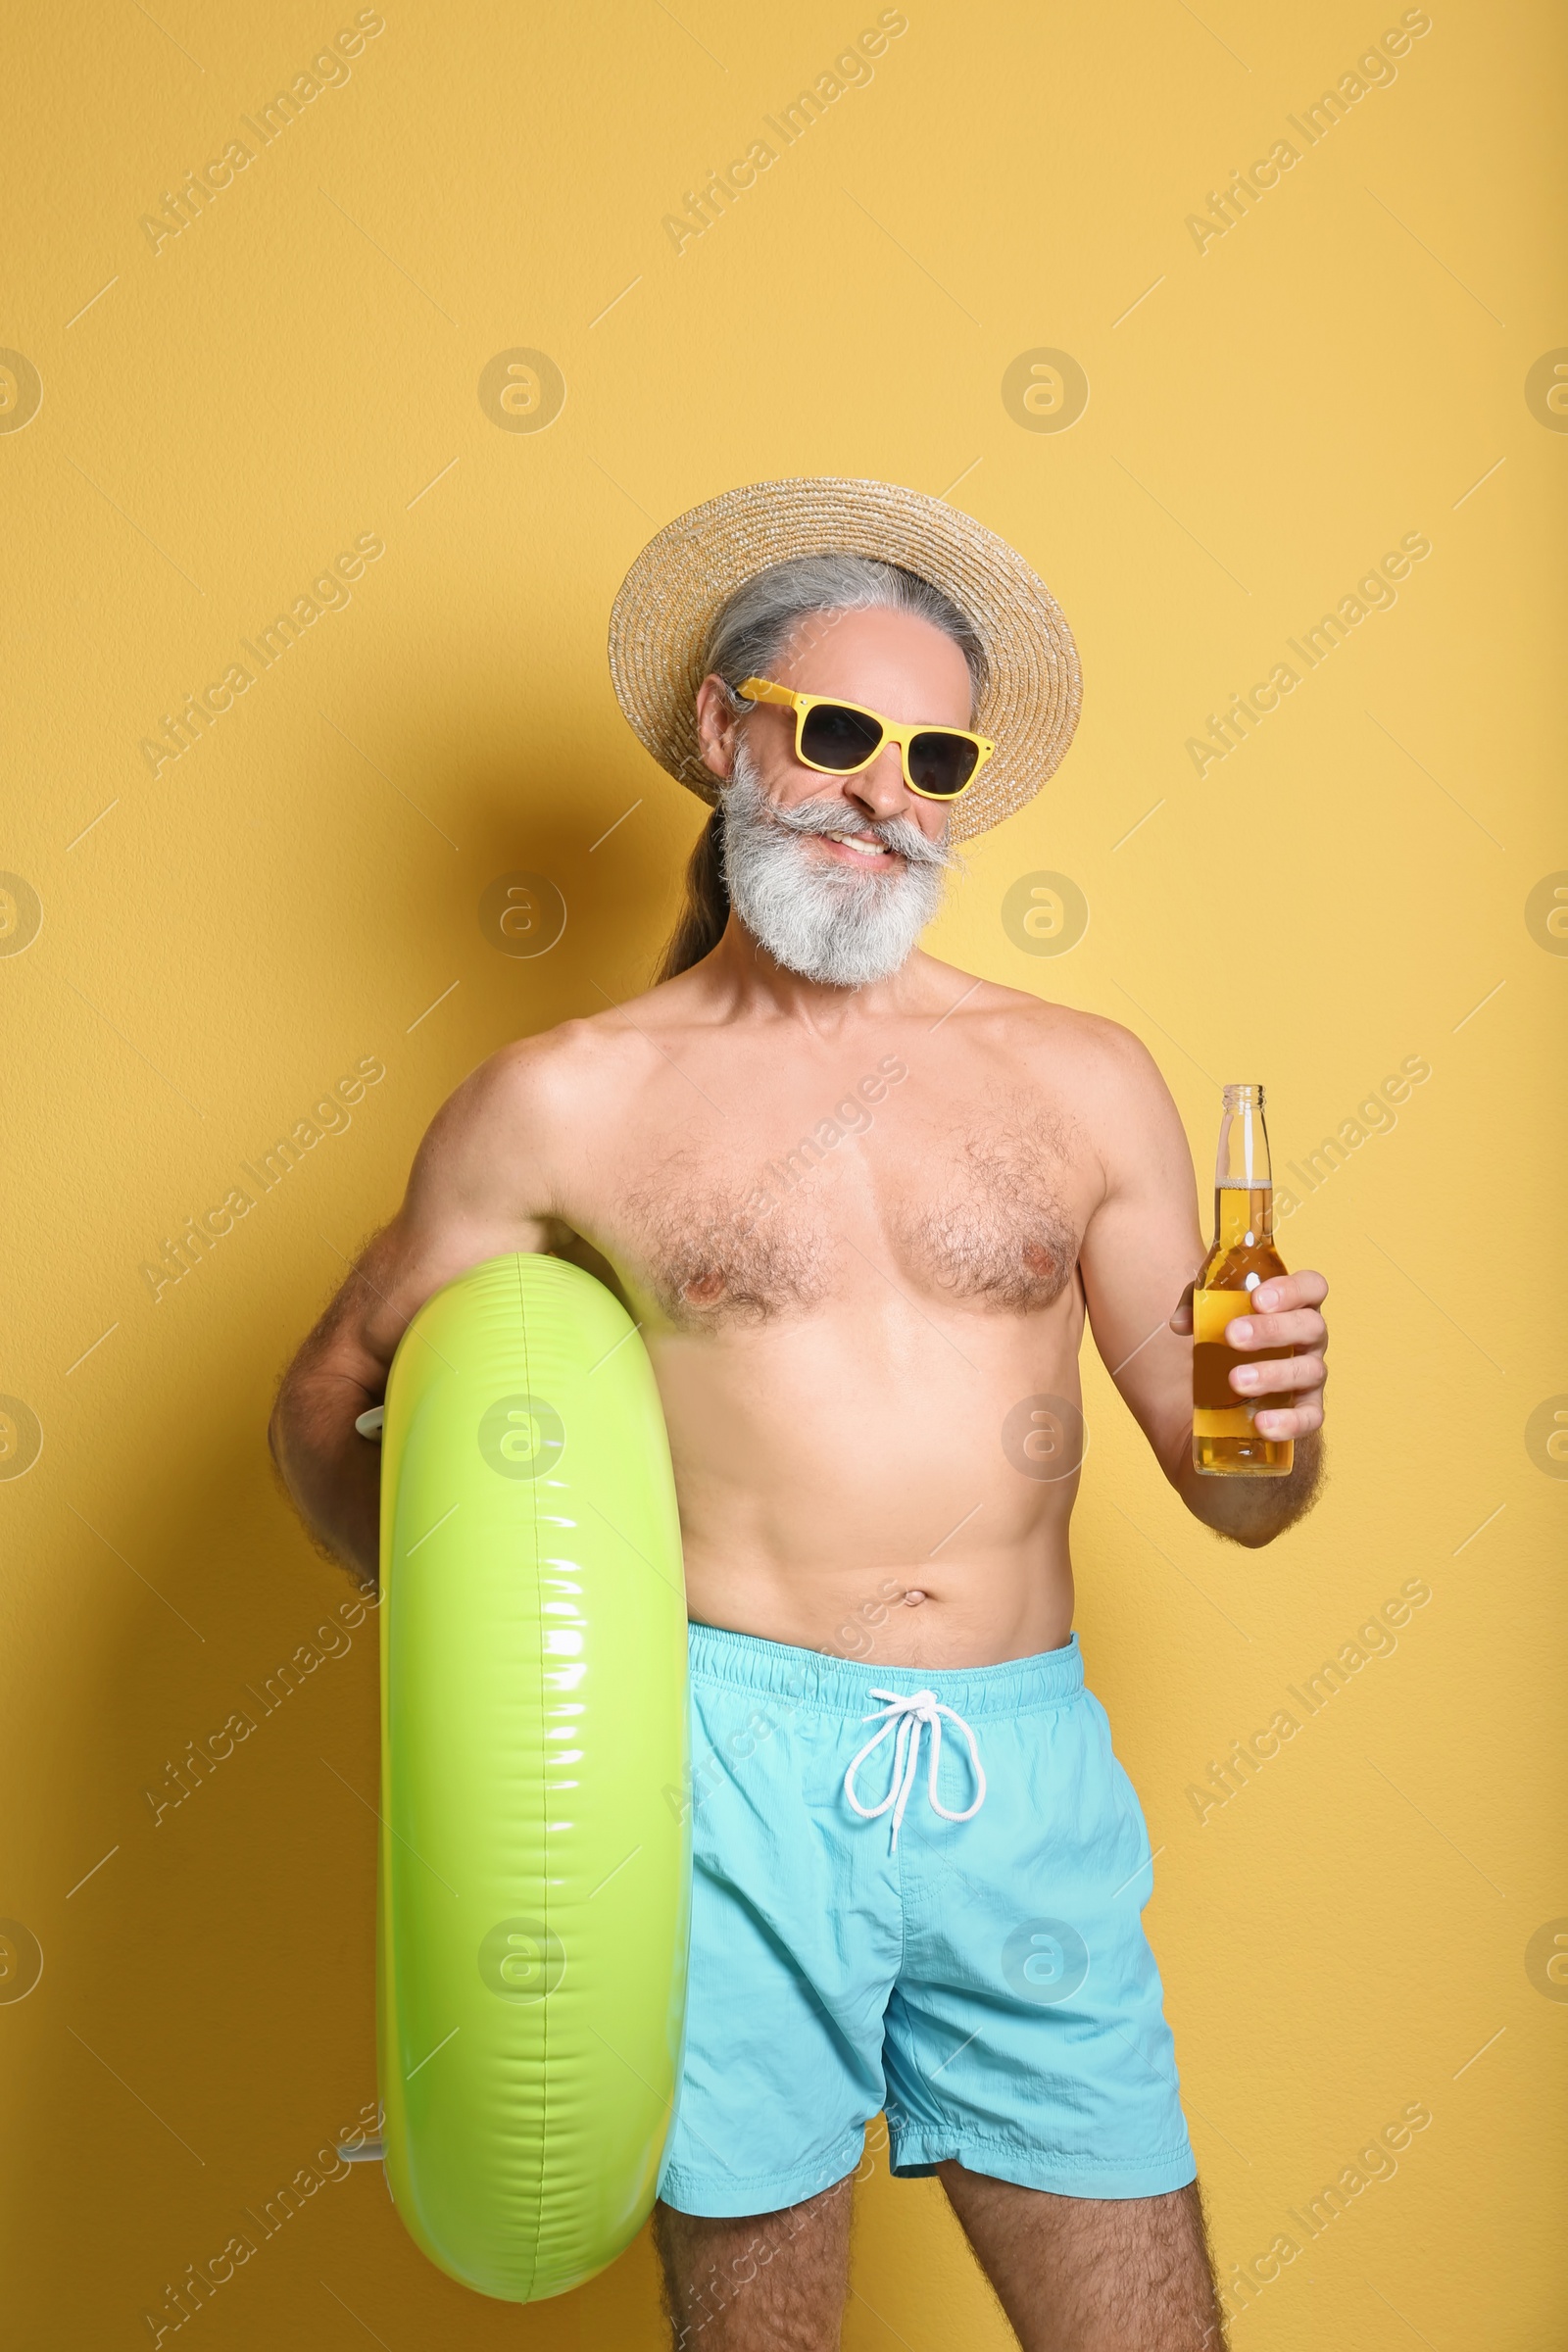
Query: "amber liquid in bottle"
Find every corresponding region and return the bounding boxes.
[1192,1085,1295,1478]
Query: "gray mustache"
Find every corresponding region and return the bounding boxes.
[761,789,956,870]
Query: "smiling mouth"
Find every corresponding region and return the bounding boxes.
[820,830,894,859]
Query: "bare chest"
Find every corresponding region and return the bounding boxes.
[609,1101,1085,1332]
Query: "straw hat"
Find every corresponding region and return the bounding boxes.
[606,475,1081,842]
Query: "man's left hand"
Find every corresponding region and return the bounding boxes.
[1171,1270,1329,1441]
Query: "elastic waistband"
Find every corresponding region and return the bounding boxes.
[686,1620,1085,1719]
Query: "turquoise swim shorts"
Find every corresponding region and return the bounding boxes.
[656,1623,1197,2218]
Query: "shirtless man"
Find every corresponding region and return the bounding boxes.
[270,480,1328,2351]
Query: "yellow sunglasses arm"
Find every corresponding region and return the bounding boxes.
[735,676,799,710]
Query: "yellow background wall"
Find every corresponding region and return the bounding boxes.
[2,1,1562,2342]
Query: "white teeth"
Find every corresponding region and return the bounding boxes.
[827,831,887,855]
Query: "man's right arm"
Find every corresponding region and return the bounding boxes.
[267,1041,569,1587]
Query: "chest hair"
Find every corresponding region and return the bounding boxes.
[896,1114,1079,1311]
[621,1100,1080,1329]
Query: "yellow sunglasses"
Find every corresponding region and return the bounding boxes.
[737,676,994,803]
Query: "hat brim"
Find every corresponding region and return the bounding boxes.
[606,475,1081,842]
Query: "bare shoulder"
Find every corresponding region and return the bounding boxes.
[478,1002,653,1106]
[920,961,1190,1206]
[933,963,1173,1106]
[391,1008,636,1237]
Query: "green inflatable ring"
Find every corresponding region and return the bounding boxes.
[376,1252,689,2300]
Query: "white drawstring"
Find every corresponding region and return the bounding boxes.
[842,1689,987,1852]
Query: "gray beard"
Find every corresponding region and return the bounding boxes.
[718,741,955,987]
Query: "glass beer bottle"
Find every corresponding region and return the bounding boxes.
[1192,1083,1295,1478]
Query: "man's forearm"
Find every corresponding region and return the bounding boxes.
[1169,1427,1324,1547]
[269,1368,382,1586]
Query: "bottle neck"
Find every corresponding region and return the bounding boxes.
[1216,1087,1273,1188]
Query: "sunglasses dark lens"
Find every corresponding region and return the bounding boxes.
[907,731,980,798]
[799,702,883,771]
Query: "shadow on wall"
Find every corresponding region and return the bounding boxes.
[462,747,698,1017]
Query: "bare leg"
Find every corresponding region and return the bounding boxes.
[937,2165,1225,2352]
[652,2172,856,2350]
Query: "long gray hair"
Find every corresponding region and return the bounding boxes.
[656,555,986,982]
